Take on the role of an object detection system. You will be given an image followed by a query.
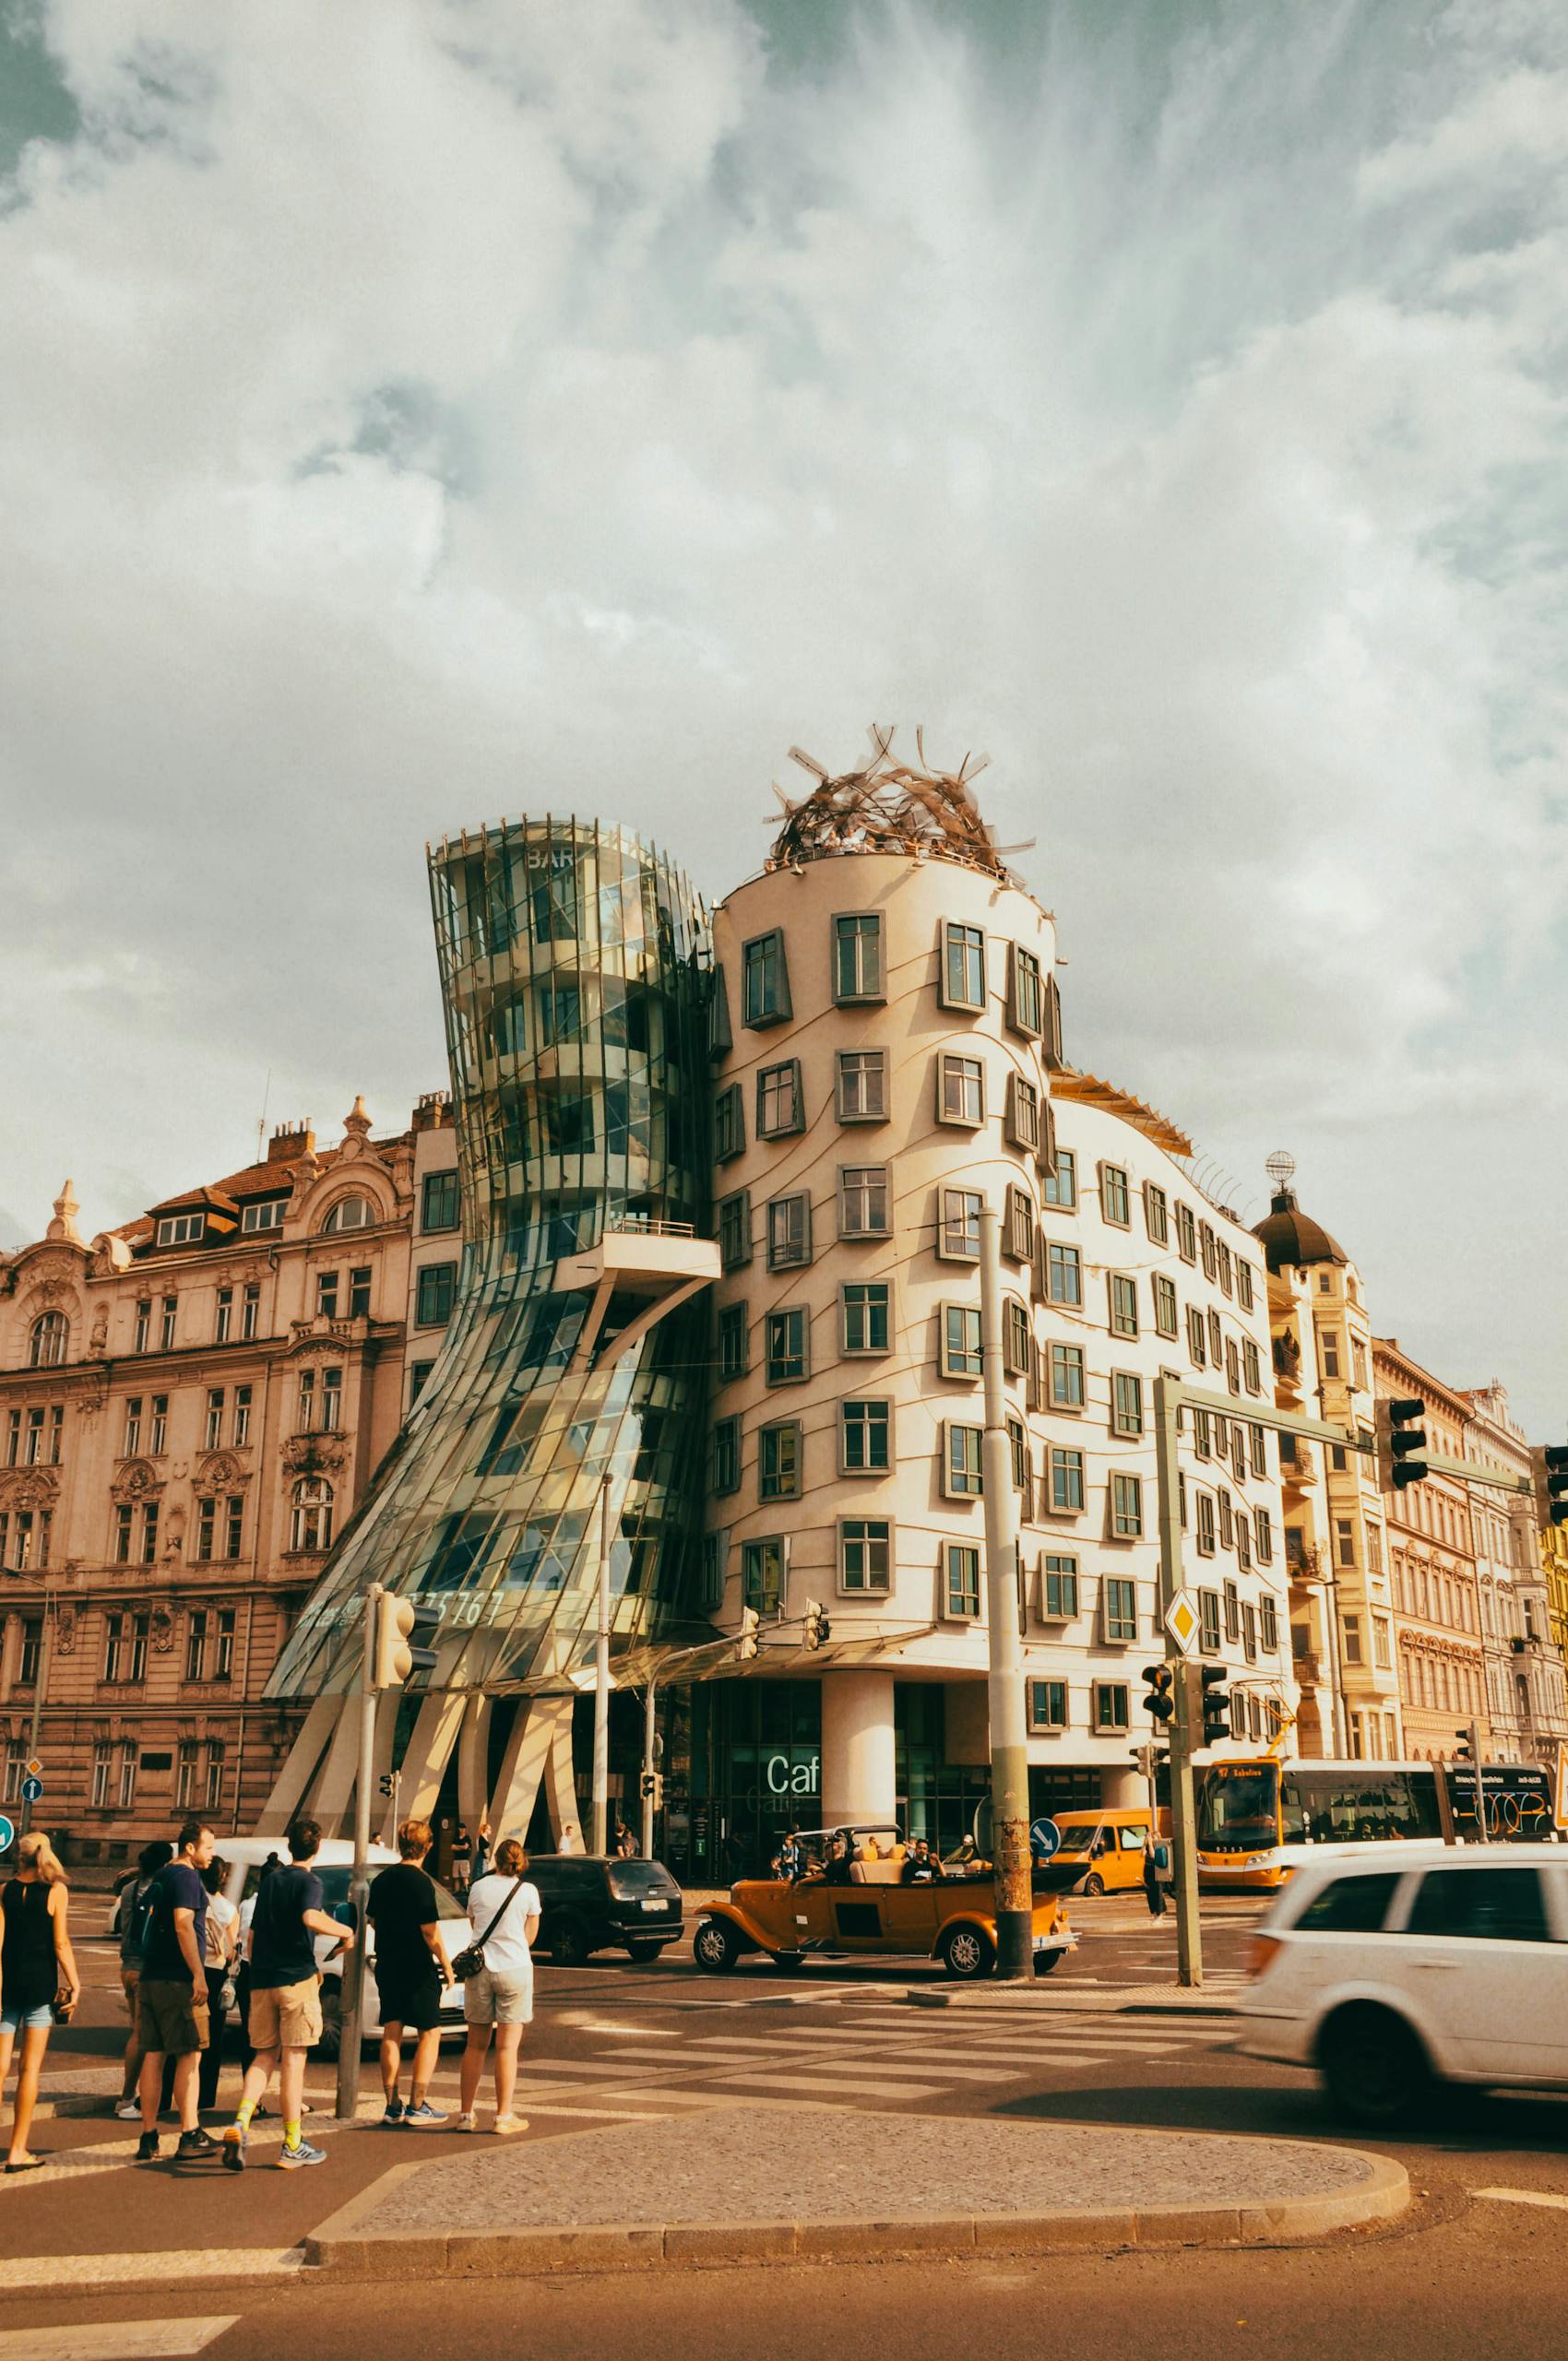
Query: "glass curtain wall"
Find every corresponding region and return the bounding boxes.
[267,817,712,1703]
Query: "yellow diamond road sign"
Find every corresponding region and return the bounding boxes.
[1164,1589,1201,1656]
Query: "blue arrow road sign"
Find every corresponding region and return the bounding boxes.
[1029,1816,1062,1859]
[0,1815,14,1854]
[19,1776,43,1804]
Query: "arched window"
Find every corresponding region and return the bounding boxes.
[30,1311,68,1369]
[322,1195,374,1235]
[290,1477,335,1553]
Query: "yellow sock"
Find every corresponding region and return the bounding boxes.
[284,2118,301,2149]
[235,2099,256,2130]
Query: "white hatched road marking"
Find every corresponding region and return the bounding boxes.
[608,2048,1023,2084]
[707,2073,944,2100]
[1470,2187,1568,2213]
[4,2256,298,2295]
[0,2324,238,2359]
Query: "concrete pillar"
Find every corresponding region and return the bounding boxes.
[486,1695,557,1846]
[456,1693,493,1832]
[546,1695,586,1852]
[256,1694,340,1836]
[312,1691,398,1837]
[820,1670,897,1830]
[1099,1763,1145,1810]
[395,1687,469,1840]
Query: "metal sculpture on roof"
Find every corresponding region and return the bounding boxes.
[766,723,1024,882]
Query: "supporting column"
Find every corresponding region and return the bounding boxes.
[396,1687,469,1836]
[546,1694,586,1852]
[486,1694,557,1845]
[457,1693,493,1832]
[820,1669,897,1830]
[256,1693,341,1837]
[314,1690,398,1837]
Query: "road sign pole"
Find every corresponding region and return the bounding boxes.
[980,1203,1033,1982]
[336,1584,380,2126]
[1153,1375,1203,1988]
[18,1592,55,1844]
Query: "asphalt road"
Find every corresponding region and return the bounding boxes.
[6,1898,1568,2358]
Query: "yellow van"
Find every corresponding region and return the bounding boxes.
[1050,1808,1155,1896]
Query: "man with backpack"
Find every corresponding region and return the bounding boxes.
[135,1821,219,2163]
[222,1817,352,2171]
[113,1841,172,2122]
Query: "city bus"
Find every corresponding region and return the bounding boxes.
[1194,1755,1564,1891]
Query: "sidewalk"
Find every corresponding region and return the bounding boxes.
[307,2106,1408,2275]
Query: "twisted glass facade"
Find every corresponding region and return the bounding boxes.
[267,817,712,1703]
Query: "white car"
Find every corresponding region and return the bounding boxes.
[1234,1841,1568,2126]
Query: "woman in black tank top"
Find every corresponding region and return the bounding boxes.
[0,1831,80,2172]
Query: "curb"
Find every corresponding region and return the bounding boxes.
[303,2151,1409,2275]
[902,1987,1238,2017]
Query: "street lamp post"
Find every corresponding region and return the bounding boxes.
[979,1203,1033,1981]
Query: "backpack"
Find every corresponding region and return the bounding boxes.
[123,1876,160,1967]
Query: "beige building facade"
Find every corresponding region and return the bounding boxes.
[1375,1338,1488,1762]
[1462,1382,1565,1765]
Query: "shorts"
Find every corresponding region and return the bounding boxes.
[137,1978,209,2057]
[247,1976,324,2052]
[376,1969,445,2034]
[463,1967,532,2028]
[0,2001,53,2035]
[120,1964,140,2021]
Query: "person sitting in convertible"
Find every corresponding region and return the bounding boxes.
[900,1838,935,1885]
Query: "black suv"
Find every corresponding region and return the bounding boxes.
[528,1855,684,1965]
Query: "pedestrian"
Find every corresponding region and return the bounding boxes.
[613,1822,637,1860]
[1142,1829,1169,1918]
[135,1818,219,2163]
[471,1816,492,1886]
[367,1819,453,2128]
[0,1833,80,2174]
[450,1822,471,1899]
[222,1816,352,2172]
[113,1839,172,2121]
[456,1838,540,2136]
[773,1828,801,1882]
[197,1858,240,2114]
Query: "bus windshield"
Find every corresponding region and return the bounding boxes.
[1197,1763,1279,1853]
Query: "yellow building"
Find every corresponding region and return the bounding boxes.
[1540,1518,1568,1735]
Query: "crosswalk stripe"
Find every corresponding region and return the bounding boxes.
[706,2073,945,2100]
[3,2256,299,2294]
[0,2323,239,2359]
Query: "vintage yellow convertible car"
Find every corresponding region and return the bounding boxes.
[691,1825,1075,1980]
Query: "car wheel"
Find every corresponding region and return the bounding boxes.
[316,1986,343,2064]
[939,1924,994,1981]
[768,1951,807,1972]
[1319,2004,1431,2128]
[624,1940,664,1964]
[549,1916,591,1968]
[692,1916,742,1974]
[1033,1947,1063,1975]
[1082,1874,1106,1898]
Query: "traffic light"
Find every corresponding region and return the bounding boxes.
[1454,1725,1478,1762]
[377,1772,396,1798]
[738,1607,760,1661]
[802,1598,831,1651]
[1532,1445,1568,1530]
[639,1770,664,1808]
[1200,1667,1230,1744]
[371,1592,440,1689]
[1140,1665,1175,1725]
[1377,1396,1429,1491]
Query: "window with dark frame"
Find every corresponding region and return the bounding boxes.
[841,1398,891,1474]
[765,1307,808,1384]
[942,1302,983,1380]
[940,920,987,1011]
[1154,1274,1179,1339]
[840,1518,891,1594]
[756,1060,804,1138]
[1042,1555,1079,1619]
[939,1188,982,1261]
[766,1192,811,1270]
[742,930,790,1026]
[710,1417,741,1495]
[714,1082,745,1163]
[1043,1145,1076,1209]
[944,1422,983,1497]
[839,1166,889,1239]
[1109,1273,1138,1337]
[718,1303,749,1382]
[841,1282,889,1355]
[1050,1341,1085,1408]
[1007,942,1045,1036]
[1005,1072,1041,1152]
[837,1050,886,1122]
[833,913,884,1003]
[944,1542,981,1619]
[718,1191,752,1270]
[758,1421,801,1501]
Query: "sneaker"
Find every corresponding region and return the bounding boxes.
[221,2125,247,2173]
[114,2098,141,2121]
[136,2131,160,2164]
[177,2128,219,2159]
[381,2096,405,2127]
[402,2101,448,2128]
[277,2139,327,2169]
[492,2115,527,2137]
[456,2112,478,2133]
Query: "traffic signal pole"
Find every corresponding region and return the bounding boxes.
[336,1581,382,2124]
[1153,1377,1203,1987]
[979,1204,1033,1981]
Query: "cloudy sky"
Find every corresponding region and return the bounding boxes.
[3,0,1565,1431]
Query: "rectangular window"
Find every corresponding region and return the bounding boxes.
[1342,1613,1363,1666]
[47,1405,62,1465]
[216,1608,234,1681]
[1196,1492,1217,1556]
[242,1283,260,1340]
[421,1169,460,1232]
[1254,1506,1275,1563]
[415,1262,457,1325]
[1143,1183,1170,1244]
[1186,1305,1206,1368]
[1005,1073,1041,1152]
[1218,1490,1234,1549]
[1242,1338,1261,1394]
[160,1296,177,1350]
[1261,1596,1278,1653]
[717,1191,752,1271]
[1216,1240,1233,1298]
[1042,1145,1076,1210]
[316,1269,339,1321]
[1111,1471,1144,1539]
[944,1542,981,1619]
[1047,1241,1082,1306]
[766,1192,812,1271]
[742,1536,784,1613]
[837,1050,886,1122]
[232,1385,251,1447]
[765,1308,808,1385]
[196,1497,216,1562]
[944,1423,984,1498]
[1250,1421,1267,1477]
[1336,1516,1356,1568]
[939,1052,985,1127]
[718,1303,749,1382]
[186,1610,208,1682]
[756,1059,804,1138]
[941,1302,983,1380]
[1236,1515,1253,1572]
[1208,1307,1224,1367]
[225,1496,244,1559]
[1321,1330,1342,1378]
[1175,1204,1197,1264]
[840,1518,891,1595]
[1042,1555,1079,1619]
[1004,1185,1034,1264]
[1109,1274,1138,1337]
[114,1503,134,1564]
[1237,1262,1255,1312]
[939,1188,982,1262]
[841,1398,891,1474]
[714,1081,745,1163]
[241,1199,285,1235]
[838,1166,889,1239]
[214,1287,232,1343]
[127,1612,148,1683]
[742,930,790,1027]
[1102,1575,1138,1642]
[1199,1587,1221,1654]
[321,1366,342,1430]
[118,1745,137,1809]
[22,1408,42,1466]
[758,1421,801,1501]
[1049,1446,1085,1514]
[841,1283,889,1356]
[204,1388,224,1451]
[408,1361,434,1406]
[1153,1274,1178,1340]
[1050,1341,1085,1409]
[1093,1682,1130,1734]
[134,1299,151,1352]
[149,1394,168,1454]
[92,1743,112,1808]
[710,1417,741,1496]
[1099,1164,1131,1227]
[1223,1581,1241,1643]
[205,1743,225,1815]
[1028,1678,1069,1732]
[1007,942,1044,1036]
[1007,1412,1029,1493]
[155,1212,205,1248]
[708,964,732,1058]
[123,1397,142,1458]
[940,920,986,1011]
[3,1411,15,1467]
[833,912,884,1003]
[1004,1297,1030,1379]
[349,1265,372,1319]
[1111,1370,1143,1438]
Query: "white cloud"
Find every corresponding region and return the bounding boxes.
[2,0,1566,1426]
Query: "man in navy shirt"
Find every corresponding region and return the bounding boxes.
[223,1817,353,2171]
[136,1820,218,2163]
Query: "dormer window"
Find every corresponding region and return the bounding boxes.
[155,1214,205,1248]
[241,1200,286,1235]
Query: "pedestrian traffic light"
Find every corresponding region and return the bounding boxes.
[377,1772,396,1798]
[802,1598,831,1651]
[1531,1445,1568,1529]
[738,1606,760,1661]
[639,1770,664,1808]
[1377,1396,1429,1491]
[1140,1665,1175,1725]
[1200,1667,1230,1744]
[371,1591,440,1688]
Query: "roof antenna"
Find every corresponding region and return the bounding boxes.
[256,1069,272,1165]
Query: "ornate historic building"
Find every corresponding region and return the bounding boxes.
[0,1096,455,1860]
[1461,1382,1565,1766]
[1374,1337,1489,1762]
